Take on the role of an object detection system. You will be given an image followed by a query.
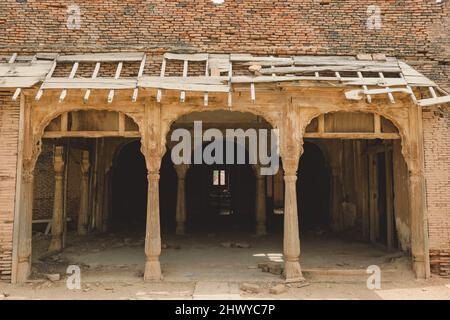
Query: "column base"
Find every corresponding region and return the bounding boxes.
[16,259,31,284]
[413,259,427,279]
[144,259,163,281]
[48,237,62,252]
[175,223,186,236]
[256,223,267,236]
[284,261,305,283]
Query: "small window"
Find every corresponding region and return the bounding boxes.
[213,169,226,186]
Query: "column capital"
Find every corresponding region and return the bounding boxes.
[147,171,160,181]
[53,145,65,174]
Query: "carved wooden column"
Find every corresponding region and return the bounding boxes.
[77,150,90,235]
[408,104,430,279]
[281,100,304,283]
[283,158,304,283]
[16,168,34,283]
[175,164,189,235]
[255,167,267,236]
[49,146,65,252]
[143,101,163,281]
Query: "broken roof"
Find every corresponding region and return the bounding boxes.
[0,52,449,107]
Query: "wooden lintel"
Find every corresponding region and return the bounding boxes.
[304,132,400,140]
[43,131,140,138]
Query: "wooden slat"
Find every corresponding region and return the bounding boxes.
[108,62,123,103]
[8,53,18,64]
[0,76,42,88]
[139,81,229,92]
[57,53,144,62]
[180,60,188,102]
[378,72,395,103]
[417,95,450,107]
[35,56,58,100]
[59,62,79,102]
[156,57,166,102]
[357,71,372,103]
[132,54,146,102]
[83,62,101,102]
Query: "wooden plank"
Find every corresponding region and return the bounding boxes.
[43,131,141,138]
[0,63,54,77]
[57,52,144,62]
[343,78,408,87]
[180,60,188,102]
[378,72,395,103]
[345,88,411,101]
[417,95,450,107]
[304,132,400,139]
[42,78,136,89]
[0,77,42,88]
[36,56,58,100]
[318,114,325,133]
[374,114,381,134]
[60,113,68,132]
[139,76,228,85]
[118,113,125,133]
[8,53,18,64]
[230,54,292,64]
[258,65,400,75]
[293,56,398,67]
[164,53,209,61]
[83,62,101,102]
[138,80,229,92]
[132,54,146,102]
[59,62,79,102]
[156,57,166,102]
[108,62,123,103]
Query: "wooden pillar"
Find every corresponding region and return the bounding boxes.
[77,150,90,235]
[368,152,379,243]
[408,105,430,279]
[16,169,34,283]
[283,159,304,283]
[175,164,189,235]
[49,146,65,252]
[255,168,267,236]
[385,147,394,251]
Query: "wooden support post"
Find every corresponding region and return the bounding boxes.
[77,150,90,236]
[16,169,34,283]
[255,167,267,236]
[144,171,162,281]
[385,147,394,251]
[48,146,65,252]
[408,105,430,279]
[175,164,189,235]
[368,152,379,243]
[283,160,304,283]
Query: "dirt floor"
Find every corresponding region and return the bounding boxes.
[1,231,450,300]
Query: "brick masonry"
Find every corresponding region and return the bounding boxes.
[0,0,449,280]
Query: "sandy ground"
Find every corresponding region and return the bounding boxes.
[1,231,449,300]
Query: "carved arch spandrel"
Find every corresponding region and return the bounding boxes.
[26,104,145,174]
[296,105,414,171]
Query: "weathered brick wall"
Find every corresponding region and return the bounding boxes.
[0,95,19,281]
[423,106,450,277]
[0,0,449,279]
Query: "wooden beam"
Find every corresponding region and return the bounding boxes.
[57,52,144,62]
[132,54,146,102]
[59,62,79,102]
[43,131,140,138]
[304,132,400,139]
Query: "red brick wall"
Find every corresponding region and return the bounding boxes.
[0,95,20,281]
